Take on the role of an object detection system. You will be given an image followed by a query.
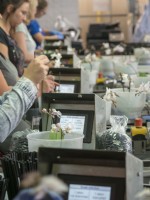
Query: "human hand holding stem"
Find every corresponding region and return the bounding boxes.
[34,51,58,94]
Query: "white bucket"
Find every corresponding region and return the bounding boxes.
[111,88,146,119]
[113,60,138,75]
[89,70,98,85]
[27,131,84,152]
[131,75,150,87]
[91,61,100,72]
[105,101,112,123]
[100,58,115,77]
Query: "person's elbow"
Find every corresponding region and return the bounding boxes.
[33,33,44,44]
[0,111,20,143]
[0,125,11,142]
[24,53,34,64]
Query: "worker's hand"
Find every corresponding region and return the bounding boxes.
[24,55,50,85]
[42,75,59,93]
[47,60,55,68]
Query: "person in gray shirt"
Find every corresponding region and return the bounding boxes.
[0,54,50,142]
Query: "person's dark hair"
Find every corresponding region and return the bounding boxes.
[0,0,29,15]
[37,0,48,11]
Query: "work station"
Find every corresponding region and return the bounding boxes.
[0,0,150,200]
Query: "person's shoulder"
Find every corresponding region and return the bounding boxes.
[17,22,26,29]
[29,20,39,26]
[16,22,27,32]
[0,27,7,37]
[27,20,40,35]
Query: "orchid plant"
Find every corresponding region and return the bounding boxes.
[119,73,132,91]
[101,43,125,55]
[135,82,150,114]
[43,49,62,68]
[84,53,98,63]
[103,80,150,113]
[102,43,112,55]
[78,46,99,70]
[135,82,150,95]
[50,50,62,68]
[42,108,72,140]
[103,87,119,106]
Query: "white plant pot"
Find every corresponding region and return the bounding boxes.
[111,88,146,119]
[89,70,98,85]
[80,63,92,70]
[27,131,84,152]
[105,101,112,123]
[85,70,98,93]
[113,61,138,75]
[131,75,150,87]
[134,48,150,61]
[91,60,100,72]
[100,58,115,77]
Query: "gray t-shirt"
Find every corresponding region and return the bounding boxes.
[16,23,36,55]
[0,77,37,142]
[0,55,18,86]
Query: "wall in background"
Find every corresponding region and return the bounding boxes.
[37,0,149,47]
[37,0,79,31]
[78,0,131,46]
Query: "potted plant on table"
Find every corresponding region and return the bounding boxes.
[42,108,72,140]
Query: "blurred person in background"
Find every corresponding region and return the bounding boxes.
[0,0,58,96]
[27,0,63,49]
[13,172,67,200]
[13,0,38,65]
[0,0,59,153]
[0,52,58,154]
[0,55,51,143]
[0,0,29,77]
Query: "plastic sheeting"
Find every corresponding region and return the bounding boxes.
[96,115,132,153]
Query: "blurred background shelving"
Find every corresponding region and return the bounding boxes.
[38,0,150,48]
